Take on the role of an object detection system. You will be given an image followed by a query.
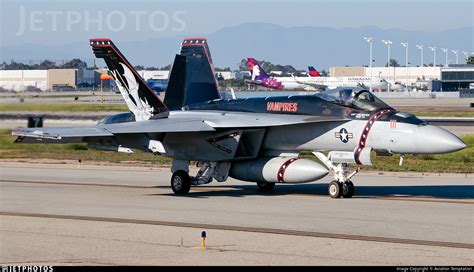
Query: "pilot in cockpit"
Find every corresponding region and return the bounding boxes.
[338,89,355,106]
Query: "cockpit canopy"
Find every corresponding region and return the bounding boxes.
[315,88,392,112]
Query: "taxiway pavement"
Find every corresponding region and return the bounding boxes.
[0,162,473,265]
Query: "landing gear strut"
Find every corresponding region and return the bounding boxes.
[313,152,359,199]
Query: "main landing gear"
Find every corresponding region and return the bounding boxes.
[170,160,231,195]
[313,152,359,199]
[171,170,191,195]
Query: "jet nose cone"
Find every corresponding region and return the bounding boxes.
[415,125,466,154]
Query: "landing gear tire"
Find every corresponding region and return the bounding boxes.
[313,152,361,200]
[328,181,343,198]
[257,182,275,192]
[171,170,191,195]
[342,181,355,198]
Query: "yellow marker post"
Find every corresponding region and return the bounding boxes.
[201,231,206,249]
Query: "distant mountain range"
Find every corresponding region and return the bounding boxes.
[1,23,472,70]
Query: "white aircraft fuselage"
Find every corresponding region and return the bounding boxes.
[276,76,389,91]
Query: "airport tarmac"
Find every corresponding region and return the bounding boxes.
[0,162,473,265]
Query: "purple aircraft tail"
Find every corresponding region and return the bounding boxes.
[247,58,270,81]
[246,58,283,89]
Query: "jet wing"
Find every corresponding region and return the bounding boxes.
[12,118,216,143]
[13,111,346,144]
[12,127,114,143]
[171,111,348,128]
[103,118,215,134]
[205,113,346,128]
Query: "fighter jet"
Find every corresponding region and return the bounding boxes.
[12,38,466,198]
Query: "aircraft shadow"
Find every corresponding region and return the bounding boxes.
[150,183,474,199]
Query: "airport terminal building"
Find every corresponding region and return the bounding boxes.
[0,68,116,92]
[0,68,246,92]
[2,65,473,92]
[330,65,474,91]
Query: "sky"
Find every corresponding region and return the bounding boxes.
[1,0,473,47]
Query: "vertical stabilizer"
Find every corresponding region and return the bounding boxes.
[308,66,321,77]
[247,57,270,81]
[90,38,168,121]
[164,38,221,109]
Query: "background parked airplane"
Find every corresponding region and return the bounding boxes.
[247,58,390,91]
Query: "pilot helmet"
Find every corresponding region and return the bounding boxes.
[339,89,353,101]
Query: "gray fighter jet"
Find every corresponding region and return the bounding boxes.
[12,38,466,198]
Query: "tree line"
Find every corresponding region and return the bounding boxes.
[1,58,335,75]
[1,59,91,70]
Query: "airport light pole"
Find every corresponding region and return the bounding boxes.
[441,48,448,67]
[429,46,436,67]
[408,62,411,90]
[452,50,459,64]
[364,37,374,91]
[416,44,424,79]
[382,40,392,92]
[401,42,409,91]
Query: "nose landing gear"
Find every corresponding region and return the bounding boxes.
[341,180,355,198]
[313,152,359,199]
[328,180,354,198]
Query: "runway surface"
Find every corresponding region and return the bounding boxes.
[0,162,473,265]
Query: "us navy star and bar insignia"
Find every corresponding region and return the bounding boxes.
[335,128,353,143]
